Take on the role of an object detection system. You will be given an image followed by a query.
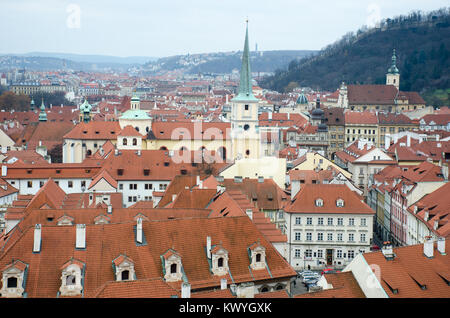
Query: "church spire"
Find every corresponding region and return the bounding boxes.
[39,98,47,122]
[388,49,399,74]
[232,19,258,102]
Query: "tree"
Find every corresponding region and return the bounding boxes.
[0,91,30,111]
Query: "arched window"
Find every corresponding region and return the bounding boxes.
[132,138,137,146]
[146,126,149,132]
[7,277,17,288]
[217,257,224,268]
[244,124,250,131]
[86,149,92,156]
[218,147,226,161]
[121,270,130,281]
[160,146,168,151]
[256,253,261,263]
[123,138,128,146]
[66,275,76,286]
[261,286,269,293]
[135,126,139,132]
[170,263,177,274]
[245,149,250,156]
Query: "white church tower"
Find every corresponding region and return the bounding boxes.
[230,20,261,160]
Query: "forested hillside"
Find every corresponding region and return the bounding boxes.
[260,8,450,106]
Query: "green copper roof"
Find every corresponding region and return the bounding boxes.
[296,93,308,104]
[120,109,151,120]
[232,21,259,103]
[39,99,47,122]
[131,93,140,102]
[80,99,92,112]
[387,49,399,74]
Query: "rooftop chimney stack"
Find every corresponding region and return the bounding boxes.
[107,205,112,214]
[33,224,41,253]
[246,209,253,220]
[437,237,446,255]
[206,236,211,259]
[136,218,143,244]
[1,165,7,177]
[423,236,434,258]
[181,282,191,298]
[75,224,86,249]
[381,241,395,260]
[221,278,227,290]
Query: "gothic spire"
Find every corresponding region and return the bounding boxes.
[232,19,258,102]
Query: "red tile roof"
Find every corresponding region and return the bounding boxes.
[286,184,374,215]
[363,240,450,298]
[0,216,296,297]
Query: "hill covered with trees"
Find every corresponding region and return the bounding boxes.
[260,8,450,106]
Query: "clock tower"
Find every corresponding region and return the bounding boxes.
[230,21,261,160]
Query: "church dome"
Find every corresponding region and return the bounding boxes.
[296,93,308,104]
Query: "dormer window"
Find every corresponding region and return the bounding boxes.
[210,245,229,276]
[59,259,84,297]
[336,198,345,207]
[315,198,324,207]
[94,214,110,225]
[248,242,266,271]
[162,249,183,282]
[57,215,74,226]
[1,260,27,298]
[122,138,127,146]
[112,255,135,282]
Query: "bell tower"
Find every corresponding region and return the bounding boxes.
[230,20,261,160]
[386,49,400,90]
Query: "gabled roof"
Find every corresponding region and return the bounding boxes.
[88,169,118,190]
[0,216,296,297]
[63,121,122,140]
[286,184,373,215]
[347,85,397,105]
[362,240,450,298]
[117,125,144,137]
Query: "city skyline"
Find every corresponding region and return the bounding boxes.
[1,0,449,58]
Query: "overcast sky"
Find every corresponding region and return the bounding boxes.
[0,0,448,58]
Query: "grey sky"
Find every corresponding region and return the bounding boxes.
[0,0,448,58]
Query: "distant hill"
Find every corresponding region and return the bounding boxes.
[260,7,450,106]
[0,52,157,72]
[143,50,316,75]
[21,52,157,65]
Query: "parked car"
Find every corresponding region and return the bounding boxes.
[321,268,335,275]
[302,274,320,283]
[298,270,315,277]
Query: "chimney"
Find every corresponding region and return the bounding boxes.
[221,278,227,290]
[381,241,395,260]
[434,220,439,231]
[136,218,143,244]
[407,134,411,147]
[1,165,7,177]
[258,176,264,183]
[33,224,41,253]
[423,236,434,258]
[107,205,112,214]
[234,176,242,183]
[172,194,177,202]
[424,210,429,221]
[246,209,253,220]
[206,236,211,259]
[75,224,86,249]
[437,237,446,255]
[181,282,191,298]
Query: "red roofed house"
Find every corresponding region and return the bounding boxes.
[285,184,375,271]
[343,239,449,298]
[0,216,297,298]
